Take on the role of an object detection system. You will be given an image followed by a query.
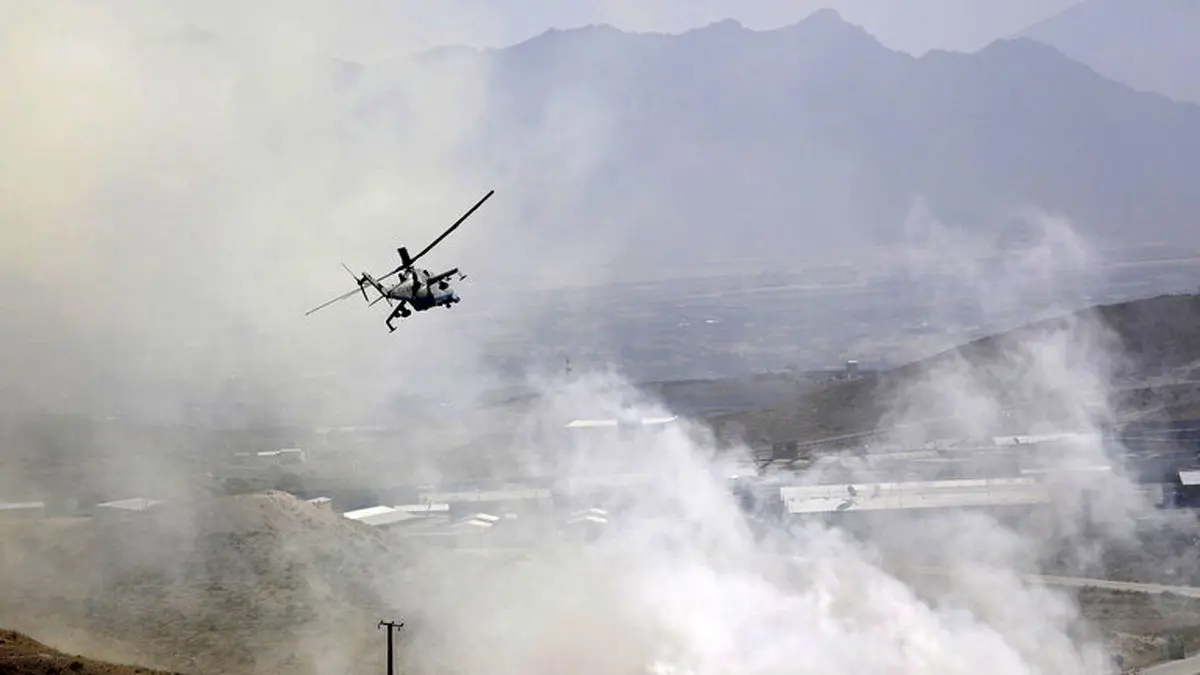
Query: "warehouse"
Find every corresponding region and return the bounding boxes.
[780,477,1051,515]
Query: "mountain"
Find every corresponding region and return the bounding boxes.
[1018,0,1200,104]
[392,9,1200,266]
[121,12,1200,269]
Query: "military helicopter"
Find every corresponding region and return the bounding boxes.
[305,190,494,332]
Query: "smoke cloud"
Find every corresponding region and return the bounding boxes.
[377,205,1174,675]
[0,4,1191,675]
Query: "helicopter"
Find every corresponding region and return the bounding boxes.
[305,189,494,332]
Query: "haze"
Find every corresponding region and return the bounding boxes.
[4,2,1200,674]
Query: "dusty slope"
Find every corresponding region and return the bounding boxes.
[0,629,178,675]
[712,293,1200,444]
[1,492,396,675]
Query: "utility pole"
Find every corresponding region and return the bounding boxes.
[378,620,404,675]
[565,355,572,378]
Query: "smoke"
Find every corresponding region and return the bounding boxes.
[374,205,1190,675]
[0,4,1193,675]
[386,376,1121,675]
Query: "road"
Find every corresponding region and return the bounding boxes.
[1021,573,1200,600]
[906,566,1200,599]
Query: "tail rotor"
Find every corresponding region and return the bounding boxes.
[341,264,371,303]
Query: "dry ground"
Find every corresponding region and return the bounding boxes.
[0,493,396,675]
[1075,588,1200,671]
[0,629,180,675]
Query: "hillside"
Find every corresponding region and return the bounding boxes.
[0,630,178,675]
[0,492,395,675]
[711,293,1200,445]
[1018,0,1200,104]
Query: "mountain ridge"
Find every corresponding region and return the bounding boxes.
[443,12,1200,263]
[124,10,1200,268]
[1017,0,1200,103]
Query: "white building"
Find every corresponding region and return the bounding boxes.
[94,497,164,520]
[256,448,306,465]
[780,477,1050,515]
[0,501,45,519]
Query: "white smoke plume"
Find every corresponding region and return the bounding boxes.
[376,203,1191,675]
[386,373,1123,675]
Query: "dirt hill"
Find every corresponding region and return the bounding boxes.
[1,492,395,675]
[0,629,178,675]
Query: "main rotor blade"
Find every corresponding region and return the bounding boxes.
[405,189,494,270]
[320,189,494,293]
[375,265,407,285]
[304,287,362,316]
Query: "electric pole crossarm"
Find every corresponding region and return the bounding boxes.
[378,620,405,675]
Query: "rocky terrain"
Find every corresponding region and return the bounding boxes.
[1,492,397,675]
[0,629,180,675]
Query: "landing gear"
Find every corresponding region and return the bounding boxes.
[386,302,412,332]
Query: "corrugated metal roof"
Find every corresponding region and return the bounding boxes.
[418,488,552,503]
[781,478,1050,514]
[564,416,677,429]
[452,516,497,529]
[96,497,163,511]
[343,505,417,528]
[395,502,450,513]
[344,505,393,519]
[566,514,609,525]
[1019,464,1112,475]
[992,432,1102,447]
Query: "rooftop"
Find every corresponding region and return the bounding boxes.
[781,477,1051,514]
[342,505,418,528]
[565,415,678,429]
[96,497,163,512]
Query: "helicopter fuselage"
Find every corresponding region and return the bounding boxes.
[382,268,460,311]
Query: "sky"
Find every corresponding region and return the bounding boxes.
[104,0,1083,60]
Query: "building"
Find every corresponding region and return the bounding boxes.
[255,448,306,465]
[415,486,553,518]
[0,501,46,520]
[845,360,860,379]
[1169,469,1200,507]
[93,497,164,523]
[564,415,678,437]
[780,477,1050,515]
[342,505,418,529]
